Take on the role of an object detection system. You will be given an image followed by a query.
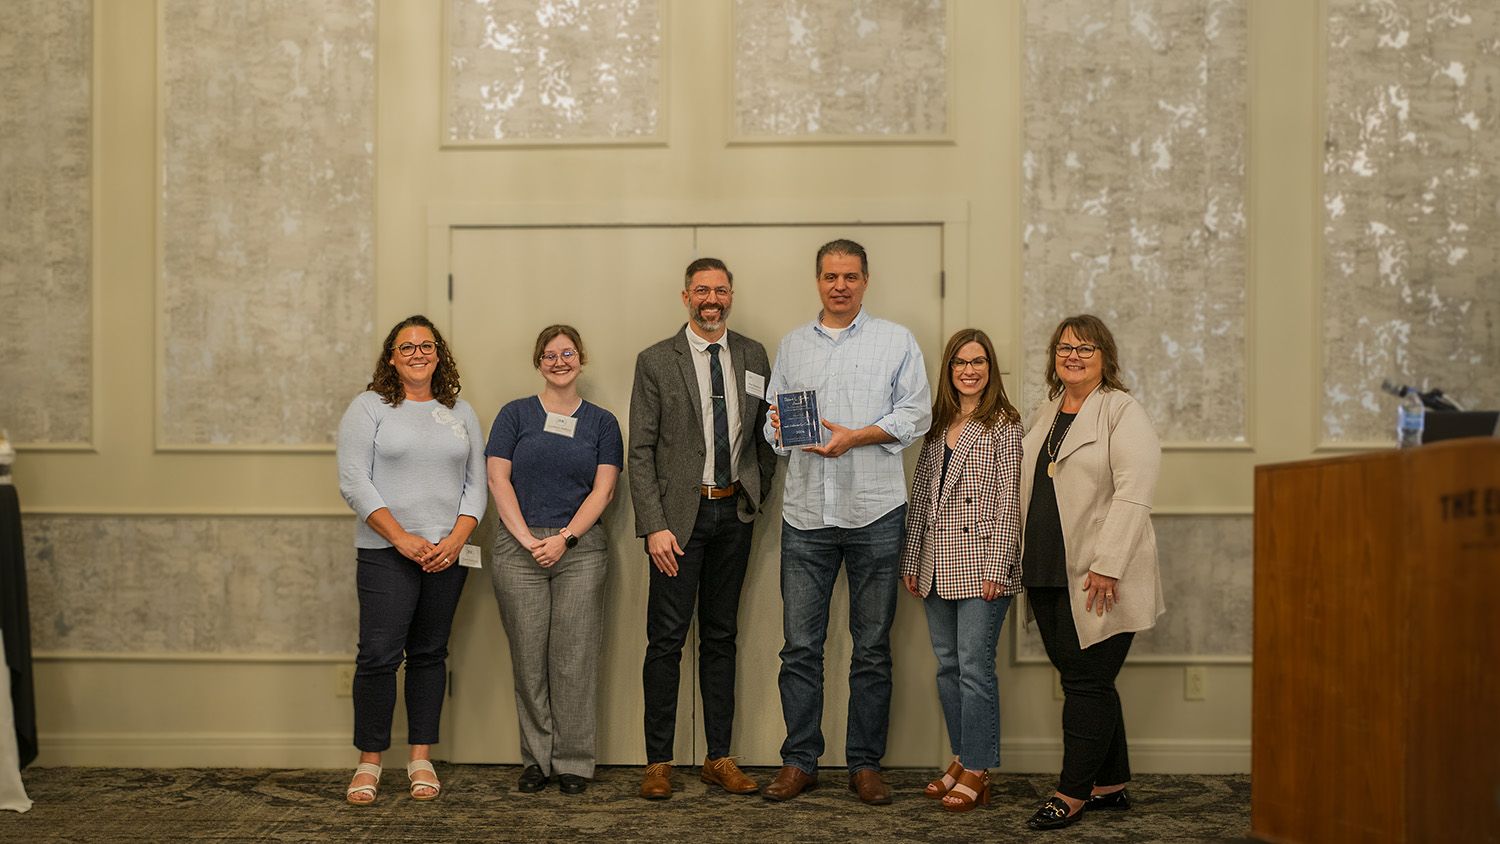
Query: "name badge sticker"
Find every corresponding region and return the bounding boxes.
[458,545,482,568]
[744,370,766,400]
[544,412,578,438]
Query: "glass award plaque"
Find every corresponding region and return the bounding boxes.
[778,390,821,447]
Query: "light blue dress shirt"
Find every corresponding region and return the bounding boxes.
[763,309,931,530]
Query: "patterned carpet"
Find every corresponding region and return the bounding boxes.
[7,766,1251,842]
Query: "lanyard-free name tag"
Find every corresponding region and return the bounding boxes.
[544,412,578,438]
[458,545,482,568]
[743,370,766,400]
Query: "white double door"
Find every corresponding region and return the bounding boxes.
[442,223,946,767]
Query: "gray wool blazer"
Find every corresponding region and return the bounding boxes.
[628,326,778,546]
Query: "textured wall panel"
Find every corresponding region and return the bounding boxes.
[445,0,662,143]
[733,0,948,138]
[160,0,375,447]
[1322,0,1500,442]
[1021,1,1247,442]
[1016,515,1253,660]
[25,515,358,654]
[0,0,92,444]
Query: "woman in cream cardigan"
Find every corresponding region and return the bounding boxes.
[1019,314,1163,831]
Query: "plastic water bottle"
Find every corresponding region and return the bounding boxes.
[1396,389,1425,449]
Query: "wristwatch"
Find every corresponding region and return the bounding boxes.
[559,528,578,549]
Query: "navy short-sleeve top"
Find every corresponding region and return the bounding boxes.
[485,396,624,528]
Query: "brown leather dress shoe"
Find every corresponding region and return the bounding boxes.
[700,756,759,794]
[848,769,892,805]
[639,762,673,800]
[761,765,818,801]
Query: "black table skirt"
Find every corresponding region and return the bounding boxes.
[0,485,36,768]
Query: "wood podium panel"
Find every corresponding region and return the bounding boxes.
[1252,439,1500,844]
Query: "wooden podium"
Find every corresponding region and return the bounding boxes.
[1252,439,1499,843]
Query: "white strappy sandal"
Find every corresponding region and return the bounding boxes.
[407,759,441,801]
[345,762,381,806]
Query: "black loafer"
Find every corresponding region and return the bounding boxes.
[558,773,588,795]
[1027,796,1085,830]
[517,765,549,793]
[1088,788,1131,810]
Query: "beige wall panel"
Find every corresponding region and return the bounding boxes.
[732,0,949,139]
[444,0,663,144]
[158,0,376,447]
[1016,515,1252,661]
[26,515,356,654]
[1022,0,1248,443]
[1321,0,1500,442]
[0,0,93,445]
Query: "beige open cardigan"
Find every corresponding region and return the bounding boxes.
[1020,387,1165,649]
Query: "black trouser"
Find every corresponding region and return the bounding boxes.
[1029,586,1134,800]
[642,496,753,763]
[353,546,468,752]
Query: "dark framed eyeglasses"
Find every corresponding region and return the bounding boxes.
[949,356,990,371]
[396,341,437,357]
[1054,343,1098,359]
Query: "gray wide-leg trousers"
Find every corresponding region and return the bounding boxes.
[491,526,607,778]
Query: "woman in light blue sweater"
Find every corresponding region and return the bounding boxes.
[336,314,486,805]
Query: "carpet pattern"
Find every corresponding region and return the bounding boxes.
[7,766,1251,842]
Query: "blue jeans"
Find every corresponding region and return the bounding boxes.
[923,591,1012,770]
[777,505,904,773]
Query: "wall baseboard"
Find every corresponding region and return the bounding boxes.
[998,738,1250,775]
[33,733,1250,774]
[33,733,354,769]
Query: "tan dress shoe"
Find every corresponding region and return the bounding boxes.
[848,769,892,805]
[700,756,759,794]
[640,762,673,800]
[761,765,818,801]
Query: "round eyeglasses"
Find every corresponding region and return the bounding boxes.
[396,341,436,357]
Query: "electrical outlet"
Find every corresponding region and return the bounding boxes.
[1184,665,1207,701]
[1053,671,1065,701]
[334,665,356,698]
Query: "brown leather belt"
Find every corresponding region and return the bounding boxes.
[700,481,739,499]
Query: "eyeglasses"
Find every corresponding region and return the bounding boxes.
[540,350,578,363]
[689,285,732,298]
[396,341,436,357]
[1054,343,1098,359]
[949,356,989,371]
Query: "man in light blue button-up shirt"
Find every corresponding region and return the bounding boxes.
[758,239,931,805]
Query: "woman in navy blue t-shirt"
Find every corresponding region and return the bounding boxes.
[485,324,623,796]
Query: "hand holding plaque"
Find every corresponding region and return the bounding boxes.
[777,390,822,448]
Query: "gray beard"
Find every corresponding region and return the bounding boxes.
[693,310,726,333]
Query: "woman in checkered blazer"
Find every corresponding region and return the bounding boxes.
[899,328,1024,813]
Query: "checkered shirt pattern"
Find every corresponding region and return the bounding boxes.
[899,418,1024,599]
[764,311,931,530]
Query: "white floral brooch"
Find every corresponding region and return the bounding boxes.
[431,406,467,441]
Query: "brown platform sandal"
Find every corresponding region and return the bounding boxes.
[923,759,965,799]
[941,769,991,813]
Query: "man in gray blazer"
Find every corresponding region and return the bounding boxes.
[630,257,778,801]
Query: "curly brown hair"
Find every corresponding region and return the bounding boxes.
[1043,314,1129,400]
[367,315,461,408]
